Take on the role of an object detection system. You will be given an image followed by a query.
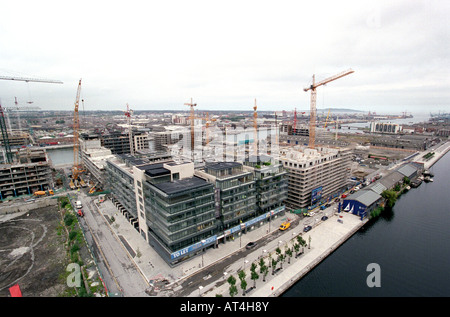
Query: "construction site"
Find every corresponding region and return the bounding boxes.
[0,71,448,296]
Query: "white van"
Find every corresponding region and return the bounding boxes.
[76,200,82,209]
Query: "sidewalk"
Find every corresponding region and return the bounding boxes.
[94,197,295,294]
[201,210,366,297]
[93,196,366,297]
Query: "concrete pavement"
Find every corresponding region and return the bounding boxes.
[90,193,367,297]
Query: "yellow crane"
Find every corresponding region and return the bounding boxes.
[303,69,354,149]
[72,79,82,180]
[324,109,331,128]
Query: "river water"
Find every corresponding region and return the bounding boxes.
[282,150,450,297]
[46,147,74,167]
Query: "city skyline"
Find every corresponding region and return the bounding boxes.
[1,0,449,113]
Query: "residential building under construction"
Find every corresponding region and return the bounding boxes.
[0,148,53,199]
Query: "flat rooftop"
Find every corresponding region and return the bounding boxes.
[152,176,211,195]
[205,162,242,170]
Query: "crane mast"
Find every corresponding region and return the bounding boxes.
[303,69,354,149]
[72,79,82,180]
[0,103,13,163]
[124,104,134,155]
[253,99,258,157]
[184,98,196,161]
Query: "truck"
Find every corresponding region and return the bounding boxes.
[33,189,54,196]
[76,200,82,209]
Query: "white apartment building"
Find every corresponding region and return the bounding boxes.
[279,146,352,209]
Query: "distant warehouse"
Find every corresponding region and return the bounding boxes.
[341,162,422,219]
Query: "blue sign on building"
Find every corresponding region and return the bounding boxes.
[311,186,323,205]
[170,235,217,260]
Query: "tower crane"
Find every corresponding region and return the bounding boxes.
[0,75,63,84]
[184,98,197,161]
[0,103,13,163]
[124,104,134,155]
[0,74,62,164]
[303,69,354,149]
[72,79,82,181]
[324,109,331,128]
[253,99,258,156]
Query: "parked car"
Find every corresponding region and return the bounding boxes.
[303,225,312,232]
[246,242,257,250]
[77,209,84,217]
[321,216,328,221]
[341,194,347,198]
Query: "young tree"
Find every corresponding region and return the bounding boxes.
[286,247,293,264]
[229,284,238,297]
[227,275,238,297]
[250,263,259,288]
[297,235,306,253]
[294,243,300,258]
[278,254,285,269]
[259,258,266,273]
[271,258,278,275]
[238,270,247,296]
[262,264,269,282]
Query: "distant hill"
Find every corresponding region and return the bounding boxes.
[317,108,365,113]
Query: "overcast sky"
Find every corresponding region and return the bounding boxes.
[0,0,449,114]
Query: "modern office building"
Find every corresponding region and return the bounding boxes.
[242,155,288,215]
[101,130,149,154]
[280,146,352,209]
[195,162,256,235]
[106,154,288,265]
[106,153,218,265]
[141,168,217,264]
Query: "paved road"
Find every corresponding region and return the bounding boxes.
[171,214,305,297]
[76,194,150,297]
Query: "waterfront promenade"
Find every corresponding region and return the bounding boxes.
[87,140,449,297]
[202,211,366,297]
[94,194,365,297]
[415,141,450,169]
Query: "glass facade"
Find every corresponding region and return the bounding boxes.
[106,155,288,266]
[145,178,216,252]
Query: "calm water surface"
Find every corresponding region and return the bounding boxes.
[283,150,450,297]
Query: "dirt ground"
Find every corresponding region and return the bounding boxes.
[0,206,68,297]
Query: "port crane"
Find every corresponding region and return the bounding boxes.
[303,69,354,149]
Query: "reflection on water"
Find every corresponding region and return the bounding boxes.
[46,147,74,167]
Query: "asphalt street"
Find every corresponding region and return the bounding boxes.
[75,193,150,297]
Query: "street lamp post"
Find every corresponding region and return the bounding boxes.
[201,239,206,267]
